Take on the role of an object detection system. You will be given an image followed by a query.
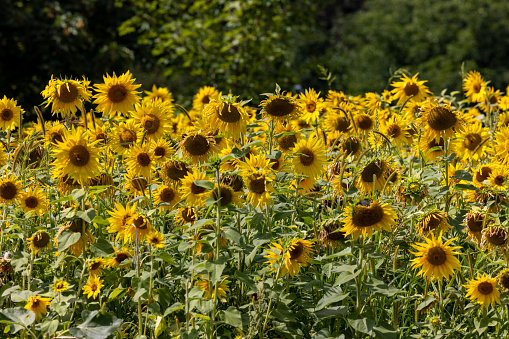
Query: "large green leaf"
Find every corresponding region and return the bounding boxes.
[222,306,243,328]
[347,315,375,335]
[0,307,35,334]
[57,230,81,252]
[69,310,123,339]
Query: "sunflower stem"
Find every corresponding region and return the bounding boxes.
[437,279,445,319]
[143,246,154,336]
[134,222,143,337]
[260,265,282,338]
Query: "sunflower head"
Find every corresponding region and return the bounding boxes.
[482,226,508,250]
[319,217,348,248]
[464,210,491,243]
[260,89,300,122]
[464,272,500,310]
[341,199,397,239]
[93,71,141,117]
[417,211,450,236]
[27,230,51,255]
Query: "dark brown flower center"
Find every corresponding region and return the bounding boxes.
[220,174,244,192]
[0,182,17,200]
[119,130,136,147]
[422,213,442,233]
[269,158,280,171]
[191,182,206,195]
[182,207,197,222]
[136,152,151,167]
[90,261,102,270]
[278,134,297,151]
[361,160,384,183]
[116,252,129,263]
[473,83,481,93]
[58,82,79,103]
[50,132,64,144]
[465,212,484,233]
[426,247,446,266]
[184,135,210,156]
[249,175,266,194]
[289,242,304,260]
[163,161,190,181]
[476,167,492,183]
[500,273,509,289]
[154,146,166,157]
[69,145,90,167]
[477,281,493,295]
[143,115,160,135]
[427,138,445,152]
[132,215,148,229]
[108,85,127,103]
[160,187,175,202]
[265,98,296,117]
[486,227,508,246]
[333,116,349,132]
[1,109,13,121]
[428,107,457,131]
[404,82,420,97]
[306,102,316,113]
[218,104,241,123]
[212,186,233,207]
[201,95,210,104]
[387,124,401,138]
[464,133,482,151]
[131,178,147,191]
[494,175,505,186]
[342,137,360,156]
[299,149,315,166]
[352,200,384,227]
[298,119,311,129]
[33,232,50,248]
[357,115,373,130]
[25,196,39,209]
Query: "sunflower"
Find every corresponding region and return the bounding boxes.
[107,249,132,268]
[298,88,325,124]
[264,239,314,277]
[494,126,509,166]
[107,202,138,241]
[319,217,348,248]
[27,230,51,255]
[24,295,52,320]
[203,96,249,139]
[153,184,180,211]
[43,121,66,147]
[220,173,244,192]
[52,280,69,293]
[290,136,326,179]
[210,183,242,208]
[417,211,451,236]
[88,257,107,276]
[123,170,149,196]
[395,178,428,204]
[322,110,350,143]
[463,71,487,103]
[341,136,362,157]
[55,219,95,257]
[417,135,447,163]
[195,276,230,301]
[150,138,174,165]
[93,71,141,117]
[464,273,500,310]
[180,170,211,207]
[497,268,509,291]
[419,101,462,141]
[131,101,172,141]
[41,76,91,118]
[19,186,48,216]
[479,86,501,113]
[174,206,198,228]
[380,115,411,147]
[488,167,508,190]
[341,199,397,239]
[239,157,275,209]
[52,127,103,184]
[260,91,301,122]
[121,213,155,244]
[452,123,489,162]
[353,112,375,136]
[192,86,221,112]
[144,85,174,107]
[481,226,508,251]
[124,144,154,178]
[160,159,191,184]
[357,159,390,193]
[464,210,490,243]
[391,73,432,105]
[0,174,21,204]
[180,131,218,164]
[145,230,165,249]
[410,232,462,281]
[110,120,143,154]
[0,95,23,130]
[82,275,104,300]
[58,174,82,194]
[325,90,348,107]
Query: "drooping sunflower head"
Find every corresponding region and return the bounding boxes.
[341,136,362,157]
[419,101,462,141]
[41,76,91,118]
[417,211,451,236]
[174,206,198,228]
[195,275,230,301]
[93,71,142,117]
[463,210,491,243]
[203,95,249,139]
[160,159,191,184]
[481,226,508,251]
[357,159,390,193]
[319,217,348,248]
[341,199,397,239]
[0,95,23,131]
[180,131,218,164]
[497,268,509,291]
[220,173,244,192]
[396,178,428,204]
[464,272,500,310]
[27,230,51,255]
[260,90,301,122]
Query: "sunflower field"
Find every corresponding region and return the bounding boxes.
[0,70,509,339]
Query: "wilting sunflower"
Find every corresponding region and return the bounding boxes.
[210,183,242,208]
[417,211,451,236]
[488,167,508,190]
[82,275,103,300]
[123,170,149,196]
[290,136,326,179]
[19,186,48,216]
[220,173,244,192]
[452,123,489,162]
[497,268,509,291]
[144,85,174,106]
[27,230,51,255]
[391,73,432,105]
[41,76,91,118]
[464,210,490,243]
[357,159,390,193]
[481,226,508,251]
[124,144,154,178]
[264,239,314,277]
[24,295,52,320]
[110,120,143,154]
[0,174,22,204]
[192,86,221,112]
[180,131,218,164]
[160,159,191,184]
[195,276,230,301]
[131,101,172,141]
[410,232,462,281]
[203,96,249,139]
[341,199,397,239]
[417,135,447,163]
[55,219,95,257]
[0,95,23,131]
[174,206,198,228]
[108,248,132,268]
[463,71,487,103]
[52,127,102,184]
[494,126,509,166]
[52,280,69,293]
[180,170,211,207]
[260,90,301,122]
[154,184,180,211]
[150,138,173,164]
[464,273,500,310]
[419,101,462,141]
[145,231,165,249]
[473,164,496,188]
[93,71,141,117]
[395,178,428,204]
[319,217,348,248]
[298,88,325,124]
[88,257,107,276]
[107,202,138,241]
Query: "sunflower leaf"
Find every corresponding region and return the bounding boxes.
[57,230,82,252]
[69,310,122,339]
[0,307,35,334]
[347,315,375,335]
[222,306,243,328]
[193,180,214,190]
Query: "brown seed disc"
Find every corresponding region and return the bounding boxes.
[108,84,127,103]
[299,149,315,166]
[477,281,493,295]
[69,145,90,167]
[58,83,79,103]
[352,200,385,227]
[218,104,241,123]
[184,135,210,156]
[265,98,296,117]
[426,246,447,266]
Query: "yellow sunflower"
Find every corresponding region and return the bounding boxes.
[473,164,496,188]
[488,167,508,190]
[356,159,391,193]
[0,174,22,204]
[88,257,107,276]
[452,123,489,162]
[110,119,143,154]
[160,159,191,184]
[464,273,500,310]
[417,135,447,163]
[93,70,141,117]
[418,100,462,141]
[0,95,23,131]
[210,183,242,208]
[417,211,451,236]
[203,96,249,139]
[27,230,51,255]
[341,136,362,157]
[325,90,348,107]
[497,268,509,291]
[264,239,314,277]
[82,275,103,300]
[107,248,132,268]
[145,230,165,249]
[123,170,149,196]
[144,84,174,107]
[52,280,69,293]
[341,199,397,239]
[19,185,48,216]
[124,144,154,178]
[410,232,462,281]
[180,169,211,207]
[391,73,432,105]
[352,112,375,136]
[179,131,218,164]
[52,127,103,184]
[41,76,91,118]
[154,184,180,211]
[192,86,221,112]
[107,202,138,241]
[44,121,66,147]
[195,276,230,301]
[291,136,326,179]
[298,88,325,124]
[24,295,52,320]
[174,206,198,228]
[131,100,172,141]
[150,138,174,165]
[322,110,350,143]
[479,86,501,113]
[122,213,155,243]
[494,126,509,166]
[260,90,301,123]
[380,115,411,147]
[463,71,486,103]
